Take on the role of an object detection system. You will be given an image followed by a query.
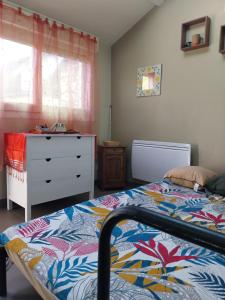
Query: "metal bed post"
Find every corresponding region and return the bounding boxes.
[0,247,7,297]
[97,206,225,300]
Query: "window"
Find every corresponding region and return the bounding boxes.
[1,39,33,104]
[0,2,96,153]
[1,39,84,110]
[42,52,83,109]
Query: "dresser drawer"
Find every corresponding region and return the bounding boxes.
[29,155,91,182]
[103,147,125,155]
[29,175,92,205]
[27,136,92,159]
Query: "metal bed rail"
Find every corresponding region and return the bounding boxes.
[97,206,225,300]
[0,247,7,297]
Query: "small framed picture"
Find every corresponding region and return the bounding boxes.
[137,64,162,97]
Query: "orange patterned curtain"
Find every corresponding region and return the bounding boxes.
[0,1,97,166]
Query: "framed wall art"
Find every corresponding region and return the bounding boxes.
[137,64,162,97]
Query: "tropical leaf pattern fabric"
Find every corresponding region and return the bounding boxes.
[1,180,225,299]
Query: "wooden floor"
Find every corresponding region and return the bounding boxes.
[0,185,127,232]
[0,184,137,299]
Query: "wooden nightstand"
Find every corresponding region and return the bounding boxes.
[98,146,126,190]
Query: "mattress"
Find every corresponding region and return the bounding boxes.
[1,180,225,300]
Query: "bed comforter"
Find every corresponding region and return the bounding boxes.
[1,180,225,300]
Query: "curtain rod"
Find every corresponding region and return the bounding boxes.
[3,0,99,42]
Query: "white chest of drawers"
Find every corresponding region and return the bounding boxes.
[6,134,95,221]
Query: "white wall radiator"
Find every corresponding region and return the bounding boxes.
[132,140,191,182]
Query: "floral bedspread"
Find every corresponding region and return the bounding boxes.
[1,180,225,300]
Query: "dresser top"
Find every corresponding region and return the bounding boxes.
[6,133,96,137]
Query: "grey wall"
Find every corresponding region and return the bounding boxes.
[98,42,111,144]
[112,0,225,177]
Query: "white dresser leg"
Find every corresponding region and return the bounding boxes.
[7,199,13,211]
[6,167,13,211]
[89,190,94,199]
[25,205,31,222]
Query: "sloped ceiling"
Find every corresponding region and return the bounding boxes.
[9,0,164,45]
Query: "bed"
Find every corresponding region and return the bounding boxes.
[1,180,225,300]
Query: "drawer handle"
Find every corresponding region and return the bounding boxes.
[45,158,52,162]
[46,136,52,140]
[76,155,81,159]
[77,136,81,140]
[45,180,52,183]
[76,174,81,178]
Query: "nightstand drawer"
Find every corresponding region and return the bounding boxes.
[103,147,125,155]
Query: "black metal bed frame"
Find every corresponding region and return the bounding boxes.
[1,207,225,298]
[0,247,7,297]
[97,207,225,300]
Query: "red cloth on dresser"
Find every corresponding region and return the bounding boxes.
[4,133,26,172]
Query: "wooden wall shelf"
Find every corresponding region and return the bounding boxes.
[219,25,225,54]
[181,16,211,52]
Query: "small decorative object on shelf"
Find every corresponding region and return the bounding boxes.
[219,25,225,54]
[98,145,126,190]
[181,16,211,52]
[184,41,192,48]
[192,34,201,46]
